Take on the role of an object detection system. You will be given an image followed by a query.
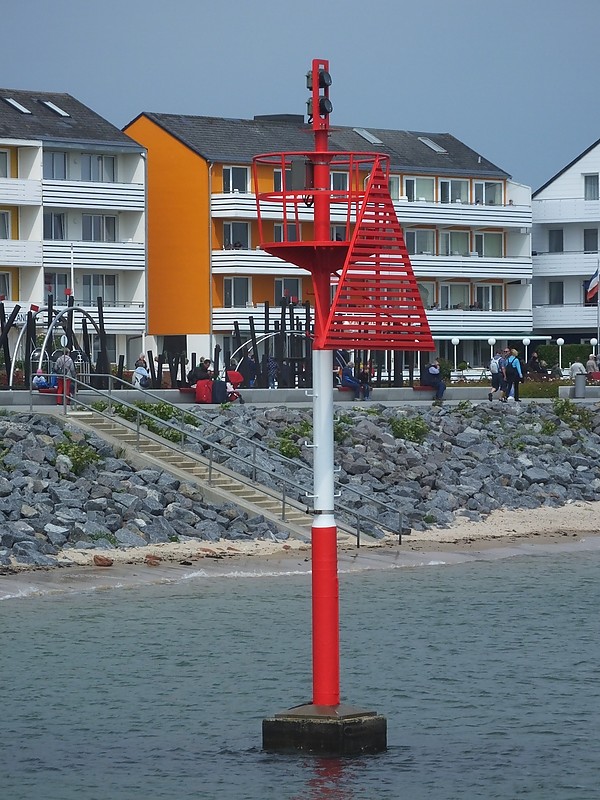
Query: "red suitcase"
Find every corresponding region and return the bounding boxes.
[195,379,213,404]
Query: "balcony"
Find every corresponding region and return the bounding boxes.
[211,192,532,229]
[0,239,42,266]
[0,178,42,206]
[212,305,532,336]
[3,302,146,334]
[533,197,600,224]
[43,240,145,271]
[532,250,599,277]
[212,248,531,280]
[42,180,145,211]
[533,303,600,333]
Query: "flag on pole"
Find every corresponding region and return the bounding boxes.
[587,266,600,301]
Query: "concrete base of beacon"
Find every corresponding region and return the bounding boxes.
[262,703,387,755]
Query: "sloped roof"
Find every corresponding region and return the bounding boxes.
[0,88,141,149]
[133,112,509,178]
[533,136,600,196]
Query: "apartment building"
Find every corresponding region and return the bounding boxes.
[124,112,532,367]
[532,138,600,344]
[0,89,148,366]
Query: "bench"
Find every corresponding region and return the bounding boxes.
[38,387,58,394]
[412,385,435,392]
[336,386,354,392]
[178,387,195,394]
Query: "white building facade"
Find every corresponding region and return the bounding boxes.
[0,90,149,367]
[532,139,600,345]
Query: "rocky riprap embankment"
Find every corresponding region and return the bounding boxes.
[2,399,600,570]
[0,413,291,570]
[184,399,600,536]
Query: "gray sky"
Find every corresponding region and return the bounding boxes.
[2,0,598,190]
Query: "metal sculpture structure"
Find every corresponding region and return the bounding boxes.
[255,58,434,753]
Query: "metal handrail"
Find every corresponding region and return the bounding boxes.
[30,373,403,543]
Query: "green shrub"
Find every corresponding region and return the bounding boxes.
[278,438,302,459]
[56,436,101,475]
[552,398,593,431]
[389,415,429,443]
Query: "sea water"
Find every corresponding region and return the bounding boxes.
[1,545,599,800]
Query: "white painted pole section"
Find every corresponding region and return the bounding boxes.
[312,348,335,513]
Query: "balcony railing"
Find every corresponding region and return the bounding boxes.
[532,250,600,276]
[2,302,145,333]
[212,305,532,336]
[533,197,600,223]
[0,178,42,205]
[43,240,145,271]
[42,180,145,211]
[533,303,600,331]
[0,239,42,266]
[211,248,531,279]
[211,192,532,228]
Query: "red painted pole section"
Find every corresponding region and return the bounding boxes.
[311,522,340,706]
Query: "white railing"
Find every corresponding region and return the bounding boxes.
[210,193,532,228]
[212,305,532,336]
[533,197,600,223]
[533,304,600,331]
[0,239,42,266]
[43,240,145,270]
[211,248,531,280]
[0,178,41,205]
[2,302,146,333]
[42,180,145,211]
[532,251,599,277]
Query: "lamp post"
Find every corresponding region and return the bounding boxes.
[451,337,460,372]
[487,337,496,361]
[522,338,531,363]
[557,337,564,371]
[591,337,598,356]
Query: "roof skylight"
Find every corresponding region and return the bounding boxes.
[418,136,447,154]
[41,100,70,117]
[353,127,383,145]
[3,97,32,114]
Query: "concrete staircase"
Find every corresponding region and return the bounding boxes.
[74,410,348,540]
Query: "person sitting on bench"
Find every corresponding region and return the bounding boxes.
[421,358,446,403]
[341,362,362,400]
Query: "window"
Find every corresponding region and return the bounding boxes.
[0,211,9,239]
[440,283,470,309]
[475,284,503,311]
[584,174,599,201]
[388,175,401,200]
[405,177,434,202]
[43,212,66,240]
[549,281,564,305]
[223,166,249,193]
[548,229,563,253]
[0,151,8,178]
[474,181,503,205]
[331,224,347,241]
[223,221,249,249]
[440,230,469,256]
[275,278,301,305]
[90,333,116,364]
[584,228,598,253]
[474,232,503,258]
[439,179,468,204]
[44,272,69,298]
[224,277,249,307]
[82,214,117,242]
[330,172,348,192]
[81,154,116,182]
[273,168,292,192]
[417,281,436,309]
[83,274,117,305]
[43,151,67,180]
[405,229,434,255]
[274,223,300,242]
[0,273,10,299]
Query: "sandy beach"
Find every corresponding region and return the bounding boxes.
[1,499,599,599]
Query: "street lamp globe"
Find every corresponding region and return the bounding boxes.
[522,337,531,362]
[557,338,565,370]
[451,337,460,372]
[591,337,598,355]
